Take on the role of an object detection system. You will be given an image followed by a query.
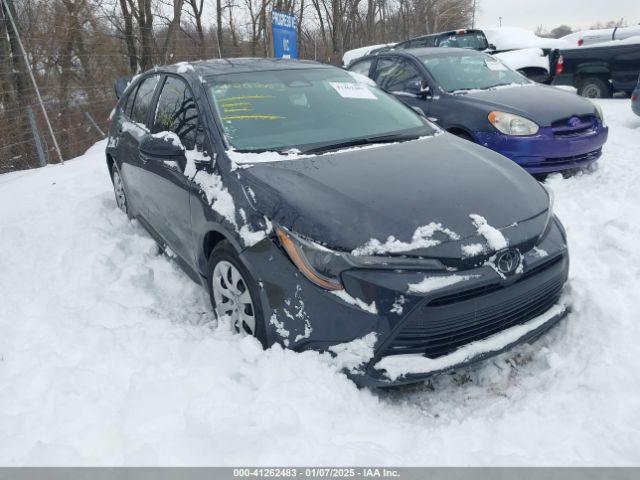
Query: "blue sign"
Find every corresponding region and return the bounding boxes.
[272,10,298,59]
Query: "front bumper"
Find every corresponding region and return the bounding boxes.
[241,217,569,388]
[473,119,608,174]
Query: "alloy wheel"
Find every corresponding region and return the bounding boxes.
[211,260,256,336]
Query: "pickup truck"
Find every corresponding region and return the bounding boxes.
[551,39,640,97]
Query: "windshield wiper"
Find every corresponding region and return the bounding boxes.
[300,133,421,155]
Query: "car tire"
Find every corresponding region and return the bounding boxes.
[207,241,267,347]
[110,163,129,216]
[578,77,612,98]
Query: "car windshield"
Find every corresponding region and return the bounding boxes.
[420,53,529,93]
[206,68,434,153]
[436,32,489,50]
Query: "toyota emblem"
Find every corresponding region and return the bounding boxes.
[496,249,521,275]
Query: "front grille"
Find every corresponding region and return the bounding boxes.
[543,148,602,166]
[385,256,565,358]
[552,116,596,138]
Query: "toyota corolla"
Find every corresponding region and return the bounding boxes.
[106,58,569,387]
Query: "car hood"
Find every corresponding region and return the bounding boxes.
[458,84,597,126]
[239,134,550,259]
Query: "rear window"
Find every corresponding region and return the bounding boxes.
[436,32,489,50]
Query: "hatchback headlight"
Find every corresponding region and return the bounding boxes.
[592,101,606,127]
[275,225,445,291]
[488,111,539,136]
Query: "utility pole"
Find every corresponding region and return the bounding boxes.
[2,0,64,164]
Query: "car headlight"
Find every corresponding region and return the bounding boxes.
[488,111,539,136]
[592,101,606,127]
[275,225,445,291]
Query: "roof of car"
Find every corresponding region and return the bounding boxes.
[158,57,328,76]
[381,47,485,57]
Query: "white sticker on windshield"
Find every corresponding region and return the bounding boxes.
[329,82,377,99]
[486,59,508,71]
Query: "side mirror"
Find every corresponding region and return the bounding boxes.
[140,134,185,158]
[488,43,497,51]
[406,79,431,98]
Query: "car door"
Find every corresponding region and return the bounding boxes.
[140,75,201,265]
[374,56,432,116]
[610,45,640,93]
[114,74,162,220]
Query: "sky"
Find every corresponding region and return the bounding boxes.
[475,0,639,31]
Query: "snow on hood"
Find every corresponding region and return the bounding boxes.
[240,134,549,258]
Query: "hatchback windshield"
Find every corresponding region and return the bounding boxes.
[420,53,529,93]
[206,68,434,152]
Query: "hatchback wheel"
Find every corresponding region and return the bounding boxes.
[111,165,127,214]
[207,241,266,345]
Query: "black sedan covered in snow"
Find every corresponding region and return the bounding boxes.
[106,58,569,387]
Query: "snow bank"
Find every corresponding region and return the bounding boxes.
[1,101,640,465]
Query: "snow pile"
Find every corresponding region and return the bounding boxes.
[352,222,460,256]
[0,101,640,465]
[329,333,378,373]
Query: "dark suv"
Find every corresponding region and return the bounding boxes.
[106,58,569,387]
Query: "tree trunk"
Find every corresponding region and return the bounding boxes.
[119,0,138,73]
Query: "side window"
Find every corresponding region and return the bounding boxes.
[131,74,161,125]
[349,59,373,76]
[152,76,199,150]
[122,88,136,118]
[375,58,422,92]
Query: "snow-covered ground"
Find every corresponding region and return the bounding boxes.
[1,100,639,465]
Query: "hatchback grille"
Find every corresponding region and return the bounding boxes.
[385,257,565,358]
[552,116,596,138]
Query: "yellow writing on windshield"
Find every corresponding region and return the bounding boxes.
[223,114,284,121]
[219,95,275,103]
